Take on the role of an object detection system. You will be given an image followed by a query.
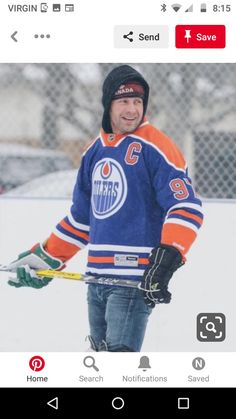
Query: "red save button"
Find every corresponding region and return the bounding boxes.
[176,25,226,48]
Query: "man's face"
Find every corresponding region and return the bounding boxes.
[109,97,144,134]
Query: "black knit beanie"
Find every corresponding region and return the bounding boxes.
[102,65,149,133]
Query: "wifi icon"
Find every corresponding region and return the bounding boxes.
[171,3,182,12]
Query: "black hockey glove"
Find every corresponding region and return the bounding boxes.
[140,244,184,308]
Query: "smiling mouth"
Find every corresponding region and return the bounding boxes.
[123,117,136,121]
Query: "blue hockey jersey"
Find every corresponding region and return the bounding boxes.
[46,120,203,280]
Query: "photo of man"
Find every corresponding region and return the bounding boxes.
[0,64,235,352]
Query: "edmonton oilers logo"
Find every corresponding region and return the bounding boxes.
[91,158,127,219]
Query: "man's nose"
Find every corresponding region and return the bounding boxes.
[125,103,137,113]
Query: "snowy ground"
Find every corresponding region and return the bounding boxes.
[0,198,235,352]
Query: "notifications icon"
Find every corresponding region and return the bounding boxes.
[83,356,99,372]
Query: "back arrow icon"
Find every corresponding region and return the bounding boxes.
[11,31,18,42]
[47,397,58,410]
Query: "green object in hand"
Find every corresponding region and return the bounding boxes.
[7,242,64,289]
[8,266,53,289]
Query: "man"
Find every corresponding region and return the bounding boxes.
[8,65,203,352]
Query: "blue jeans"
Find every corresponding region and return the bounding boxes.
[87,283,152,352]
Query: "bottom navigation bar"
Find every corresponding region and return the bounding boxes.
[0,388,234,415]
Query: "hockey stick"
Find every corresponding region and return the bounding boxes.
[0,265,141,289]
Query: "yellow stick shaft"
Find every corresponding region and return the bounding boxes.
[36,270,140,288]
[36,270,85,281]
[0,266,140,288]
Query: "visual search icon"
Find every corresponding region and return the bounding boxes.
[197,313,226,342]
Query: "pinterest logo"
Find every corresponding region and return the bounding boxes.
[29,355,45,372]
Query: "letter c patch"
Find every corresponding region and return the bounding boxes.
[125,142,142,165]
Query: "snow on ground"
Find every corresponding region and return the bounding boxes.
[0,198,235,352]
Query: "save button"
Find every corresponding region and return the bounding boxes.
[175,25,226,48]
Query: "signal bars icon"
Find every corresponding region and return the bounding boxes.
[171,3,182,12]
[185,4,193,12]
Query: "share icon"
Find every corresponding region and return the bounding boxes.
[123,31,134,42]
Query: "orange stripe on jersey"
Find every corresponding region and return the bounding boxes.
[88,256,149,265]
[45,233,80,262]
[169,210,203,225]
[60,219,89,241]
[161,223,197,257]
[133,123,186,171]
[88,256,114,264]
[139,258,149,265]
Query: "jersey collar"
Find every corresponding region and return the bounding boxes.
[100,118,149,147]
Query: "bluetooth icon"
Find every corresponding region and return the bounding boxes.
[161,3,167,12]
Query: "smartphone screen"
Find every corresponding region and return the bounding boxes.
[0,0,235,415]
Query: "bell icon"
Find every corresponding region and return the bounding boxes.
[138,356,151,371]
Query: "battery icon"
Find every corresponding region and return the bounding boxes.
[200,3,207,12]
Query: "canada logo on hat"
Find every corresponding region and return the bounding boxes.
[115,84,134,96]
[114,82,145,99]
[91,158,127,219]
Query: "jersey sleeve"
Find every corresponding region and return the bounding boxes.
[147,135,204,257]
[45,155,91,262]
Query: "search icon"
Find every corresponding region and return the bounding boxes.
[83,356,99,372]
[205,321,217,333]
